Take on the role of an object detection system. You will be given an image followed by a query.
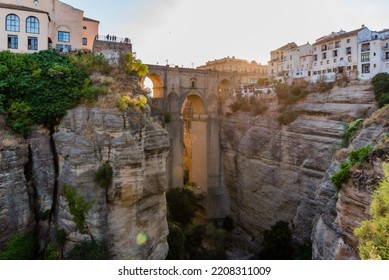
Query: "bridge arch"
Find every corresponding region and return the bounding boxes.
[144,73,164,98]
[181,93,208,193]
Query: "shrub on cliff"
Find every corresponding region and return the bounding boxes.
[259,221,293,260]
[62,184,94,233]
[275,83,308,105]
[120,53,148,78]
[0,50,106,135]
[277,110,297,125]
[166,188,197,227]
[371,73,389,108]
[341,119,364,148]
[331,146,372,193]
[95,163,113,189]
[0,233,37,260]
[355,163,389,259]
[65,238,109,260]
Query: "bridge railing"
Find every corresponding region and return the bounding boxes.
[95,35,131,44]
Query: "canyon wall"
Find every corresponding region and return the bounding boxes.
[0,104,170,259]
[312,106,389,259]
[220,83,377,254]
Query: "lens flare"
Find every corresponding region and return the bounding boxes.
[136,232,148,245]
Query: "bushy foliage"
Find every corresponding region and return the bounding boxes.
[43,243,61,260]
[166,222,186,260]
[166,188,197,227]
[341,119,364,148]
[371,73,389,108]
[116,95,148,111]
[120,53,148,78]
[0,50,104,135]
[0,233,37,260]
[355,163,389,259]
[229,95,268,116]
[65,238,109,260]
[0,94,4,112]
[314,75,334,93]
[277,110,297,125]
[275,83,308,105]
[69,52,112,75]
[94,163,113,189]
[331,146,372,192]
[259,221,293,260]
[62,184,93,233]
[331,161,352,193]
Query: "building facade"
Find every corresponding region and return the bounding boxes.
[198,56,268,76]
[0,0,99,53]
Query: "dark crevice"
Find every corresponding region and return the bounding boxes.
[49,127,60,226]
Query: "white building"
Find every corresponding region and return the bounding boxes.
[358,28,389,79]
[311,27,363,82]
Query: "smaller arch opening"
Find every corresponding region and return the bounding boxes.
[144,74,164,98]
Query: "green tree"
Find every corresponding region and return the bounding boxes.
[65,238,109,260]
[371,73,389,108]
[0,233,37,260]
[166,188,197,226]
[121,53,148,78]
[259,221,293,260]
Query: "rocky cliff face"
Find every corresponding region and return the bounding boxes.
[312,106,389,259]
[0,103,170,259]
[0,116,34,247]
[221,83,377,253]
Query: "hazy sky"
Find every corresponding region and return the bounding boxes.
[63,0,389,67]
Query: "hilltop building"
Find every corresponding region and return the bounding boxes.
[0,0,99,53]
[269,25,389,82]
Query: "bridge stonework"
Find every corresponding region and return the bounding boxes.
[146,65,242,219]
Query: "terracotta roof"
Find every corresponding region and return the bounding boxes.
[0,3,49,16]
[313,27,365,45]
[83,17,99,23]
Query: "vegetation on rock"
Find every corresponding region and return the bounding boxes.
[116,95,148,111]
[331,146,372,193]
[65,238,109,260]
[62,184,94,233]
[341,119,364,148]
[95,163,113,189]
[229,95,268,116]
[166,188,197,227]
[0,50,109,136]
[0,233,37,260]
[277,110,298,125]
[275,83,308,105]
[120,53,148,78]
[371,73,389,108]
[355,163,389,259]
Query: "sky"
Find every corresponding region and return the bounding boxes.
[62,0,389,67]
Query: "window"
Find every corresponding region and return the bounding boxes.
[353,65,357,70]
[348,56,352,62]
[26,16,39,33]
[323,70,327,74]
[290,55,292,60]
[28,37,38,50]
[333,50,338,57]
[58,31,70,42]
[334,59,337,63]
[313,71,317,75]
[56,44,71,52]
[314,47,317,52]
[82,38,87,46]
[320,61,323,65]
[335,41,341,48]
[6,14,20,31]
[327,60,330,64]
[346,47,352,54]
[361,53,370,62]
[318,70,322,75]
[347,38,350,43]
[361,43,370,52]
[347,66,352,70]
[321,45,327,51]
[386,52,389,60]
[362,64,370,73]
[313,54,318,61]
[322,52,327,59]
[7,35,18,49]
[328,69,332,73]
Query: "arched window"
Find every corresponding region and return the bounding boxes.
[6,14,20,32]
[26,16,39,34]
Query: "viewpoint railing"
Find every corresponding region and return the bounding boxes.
[95,35,131,44]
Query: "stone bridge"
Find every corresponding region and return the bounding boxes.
[145,64,241,219]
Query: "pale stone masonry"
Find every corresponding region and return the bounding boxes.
[0,0,99,53]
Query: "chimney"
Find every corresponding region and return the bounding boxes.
[362,24,365,28]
